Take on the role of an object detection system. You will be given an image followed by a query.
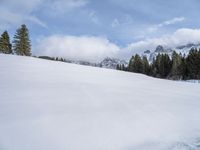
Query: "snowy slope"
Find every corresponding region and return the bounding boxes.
[0,54,200,150]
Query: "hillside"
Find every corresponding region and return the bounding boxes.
[0,54,200,150]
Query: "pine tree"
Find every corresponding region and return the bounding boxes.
[162,54,172,78]
[116,64,121,70]
[150,58,157,77]
[186,48,200,79]
[180,56,188,80]
[128,56,135,72]
[121,64,126,71]
[170,51,183,79]
[0,35,2,53]
[154,54,171,78]
[126,48,200,80]
[0,31,12,54]
[142,56,150,75]
[131,54,143,73]
[153,54,161,77]
[13,24,31,56]
[116,64,119,70]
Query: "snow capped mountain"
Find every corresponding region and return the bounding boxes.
[68,60,99,67]
[39,56,128,69]
[99,57,128,69]
[142,43,200,62]
[175,43,200,55]
[0,54,200,150]
[176,43,200,50]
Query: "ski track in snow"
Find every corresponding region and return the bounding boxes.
[0,54,200,150]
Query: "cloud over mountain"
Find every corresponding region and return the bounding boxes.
[35,35,120,62]
[124,28,200,55]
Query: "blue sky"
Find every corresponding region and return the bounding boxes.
[1,0,200,61]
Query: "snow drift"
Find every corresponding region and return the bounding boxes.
[0,54,200,150]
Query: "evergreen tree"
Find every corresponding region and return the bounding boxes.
[0,31,12,54]
[186,48,200,79]
[125,48,200,80]
[116,64,120,70]
[13,24,31,56]
[170,51,183,79]
[180,56,188,80]
[162,54,172,78]
[0,35,2,53]
[128,56,135,72]
[142,56,150,75]
[121,64,126,71]
[150,58,157,77]
[154,54,171,78]
[153,54,161,77]
[117,64,126,71]
[130,54,143,73]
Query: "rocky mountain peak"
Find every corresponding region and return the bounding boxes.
[155,45,165,53]
[144,50,151,54]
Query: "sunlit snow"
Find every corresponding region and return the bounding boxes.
[0,54,200,150]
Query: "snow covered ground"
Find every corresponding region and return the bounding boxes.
[0,54,200,150]
[185,80,200,84]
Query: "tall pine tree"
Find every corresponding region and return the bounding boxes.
[128,55,135,72]
[186,48,200,79]
[142,56,150,75]
[0,31,12,54]
[128,54,143,73]
[154,54,171,78]
[13,24,31,56]
[170,51,183,79]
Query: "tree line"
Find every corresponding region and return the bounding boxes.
[38,56,67,62]
[0,24,31,56]
[117,49,200,80]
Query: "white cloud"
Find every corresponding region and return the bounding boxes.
[45,0,88,15]
[89,11,100,25]
[37,28,200,62]
[27,16,47,28]
[111,19,120,28]
[0,9,47,29]
[163,17,185,26]
[125,28,200,55]
[35,35,120,62]
[148,17,185,32]
[0,0,46,29]
[0,9,23,26]
[1,0,42,13]
[0,0,88,30]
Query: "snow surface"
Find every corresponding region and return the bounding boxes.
[0,54,200,150]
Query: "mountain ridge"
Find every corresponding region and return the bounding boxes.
[142,43,200,62]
